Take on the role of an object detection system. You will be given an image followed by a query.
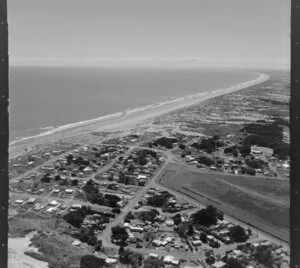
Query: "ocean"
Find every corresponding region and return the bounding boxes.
[9,66,259,142]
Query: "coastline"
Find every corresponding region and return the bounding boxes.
[9,71,269,158]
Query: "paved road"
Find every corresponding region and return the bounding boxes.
[99,154,172,249]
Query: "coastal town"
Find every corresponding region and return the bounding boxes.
[8,70,290,268]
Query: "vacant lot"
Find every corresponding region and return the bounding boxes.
[159,164,289,242]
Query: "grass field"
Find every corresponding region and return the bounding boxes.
[159,164,289,243]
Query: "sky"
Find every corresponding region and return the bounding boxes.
[8,0,290,68]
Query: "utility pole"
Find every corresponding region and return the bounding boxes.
[0,0,9,267]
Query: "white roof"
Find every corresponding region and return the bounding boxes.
[233,250,242,256]
[105,258,118,264]
[164,255,174,262]
[72,240,81,246]
[213,261,227,268]
[49,200,58,206]
[149,253,159,258]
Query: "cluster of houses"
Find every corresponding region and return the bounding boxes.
[206,219,243,245]
[38,145,128,178]
[182,148,273,177]
[252,240,290,268]
[99,149,164,187]
[140,188,194,212]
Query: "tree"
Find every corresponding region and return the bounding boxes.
[41,173,51,183]
[119,249,143,267]
[192,205,223,227]
[63,206,91,228]
[200,232,208,243]
[172,213,182,225]
[229,225,248,243]
[71,179,78,186]
[179,144,186,150]
[80,255,106,268]
[177,223,188,238]
[119,171,126,183]
[226,257,245,268]
[119,245,125,255]
[112,208,121,214]
[148,195,167,207]
[143,257,165,268]
[94,240,102,252]
[187,224,194,236]
[253,245,274,268]
[111,226,129,243]
[54,175,61,181]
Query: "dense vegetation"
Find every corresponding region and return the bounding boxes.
[137,209,160,223]
[240,123,289,159]
[63,206,93,228]
[152,137,178,149]
[80,255,106,268]
[192,135,224,153]
[192,205,224,227]
[228,225,249,242]
[83,180,121,207]
[111,226,129,244]
[147,191,173,207]
[143,257,165,268]
[253,245,275,268]
[197,156,216,166]
[119,247,144,268]
[245,158,268,169]
[224,145,239,157]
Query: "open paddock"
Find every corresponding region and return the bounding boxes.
[158,164,289,243]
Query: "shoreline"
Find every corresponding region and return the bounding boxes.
[9,71,269,158]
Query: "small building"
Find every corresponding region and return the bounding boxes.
[130,226,144,232]
[192,240,202,246]
[149,253,159,259]
[65,189,73,194]
[233,250,242,256]
[165,219,175,227]
[46,207,56,213]
[27,198,36,204]
[14,199,24,204]
[105,258,118,265]
[72,240,81,247]
[71,204,82,209]
[164,255,175,264]
[152,239,162,247]
[49,200,59,206]
[212,261,227,268]
[137,174,147,179]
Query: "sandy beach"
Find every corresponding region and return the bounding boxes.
[9,72,269,159]
[8,232,49,268]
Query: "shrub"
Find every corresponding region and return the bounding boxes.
[112,208,121,214]
[80,255,106,268]
[200,232,208,243]
[197,156,215,167]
